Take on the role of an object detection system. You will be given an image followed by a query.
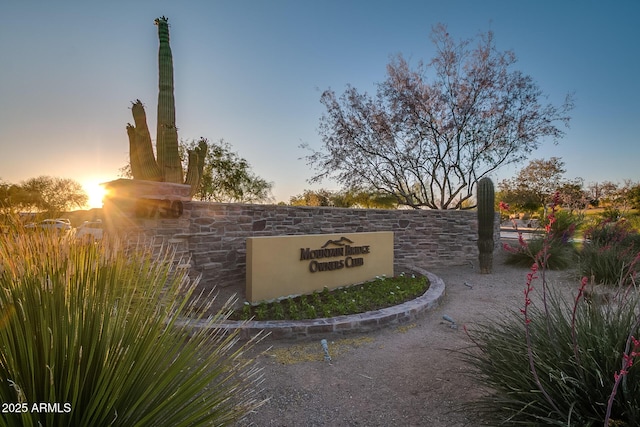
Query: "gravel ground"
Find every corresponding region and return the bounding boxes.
[238,244,578,426]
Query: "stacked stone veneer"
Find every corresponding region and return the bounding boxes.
[132,202,500,291]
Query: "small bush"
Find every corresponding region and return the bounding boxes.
[504,204,580,270]
[541,209,584,243]
[0,221,263,426]
[599,207,623,222]
[579,219,640,284]
[624,212,640,231]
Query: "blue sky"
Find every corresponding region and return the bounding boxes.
[1,0,639,208]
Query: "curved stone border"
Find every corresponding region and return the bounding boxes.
[187,267,445,341]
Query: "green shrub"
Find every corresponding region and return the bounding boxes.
[0,222,263,426]
[579,219,640,284]
[465,280,640,425]
[542,209,584,242]
[599,207,623,222]
[579,243,639,285]
[624,212,640,232]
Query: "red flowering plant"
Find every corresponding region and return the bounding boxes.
[606,333,640,426]
[464,197,640,425]
[498,201,511,222]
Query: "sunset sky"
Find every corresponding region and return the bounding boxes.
[1,1,639,208]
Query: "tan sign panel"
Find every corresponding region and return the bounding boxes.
[246,232,394,303]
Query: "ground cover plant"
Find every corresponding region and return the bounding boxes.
[0,219,264,426]
[465,202,640,426]
[234,273,429,321]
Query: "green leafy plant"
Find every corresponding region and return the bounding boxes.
[271,302,286,320]
[182,139,273,203]
[0,219,263,426]
[285,298,301,320]
[236,275,429,321]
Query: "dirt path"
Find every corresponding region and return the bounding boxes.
[240,246,577,426]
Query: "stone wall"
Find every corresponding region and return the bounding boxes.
[128,202,500,291]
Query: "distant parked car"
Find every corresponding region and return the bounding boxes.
[75,220,103,241]
[26,219,72,232]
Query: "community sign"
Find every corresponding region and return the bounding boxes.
[246,231,393,302]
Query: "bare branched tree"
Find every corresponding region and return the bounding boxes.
[305,24,574,209]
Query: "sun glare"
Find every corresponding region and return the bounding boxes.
[82,180,108,209]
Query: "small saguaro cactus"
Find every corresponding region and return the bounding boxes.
[126,16,206,196]
[477,177,495,274]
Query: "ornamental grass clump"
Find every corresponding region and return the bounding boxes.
[502,193,579,270]
[0,219,264,426]
[465,209,640,426]
[579,218,640,285]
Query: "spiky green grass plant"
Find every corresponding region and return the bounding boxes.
[466,202,640,426]
[502,196,581,270]
[0,220,263,426]
[465,282,640,425]
[504,235,577,270]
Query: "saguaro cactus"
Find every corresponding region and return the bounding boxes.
[126,16,206,195]
[477,177,495,274]
[184,138,208,197]
[154,16,183,183]
[127,100,162,182]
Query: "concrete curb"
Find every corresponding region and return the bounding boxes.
[185,267,445,341]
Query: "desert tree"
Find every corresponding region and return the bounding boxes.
[0,180,18,210]
[182,139,273,203]
[289,188,397,208]
[6,176,88,215]
[121,138,274,204]
[336,189,398,209]
[556,178,588,212]
[625,183,640,210]
[289,189,334,206]
[586,180,621,207]
[498,157,568,217]
[305,24,574,209]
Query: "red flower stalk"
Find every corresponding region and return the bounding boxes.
[571,276,589,369]
[518,232,529,249]
[544,191,560,234]
[605,334,640,425]
[502,242,519,254]
[521,262,561,415]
